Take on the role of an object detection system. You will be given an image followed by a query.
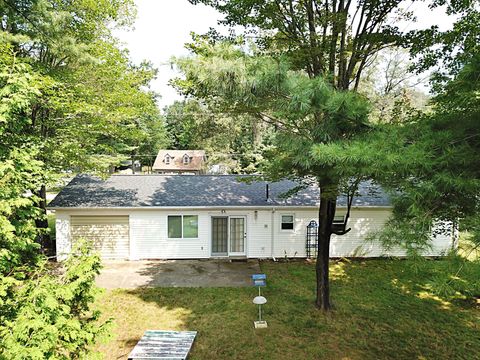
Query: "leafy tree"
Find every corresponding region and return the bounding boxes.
[311,53,480,297]
[173,40,371,309]
[180,0,422,310]
[0,44,47,271]
[358,48,430,123]
[385,55,480,263]
[0,46,108,358]
[0,1,166,355]
[407,0,480,83]
[182,0,480,310]
[190,0,412,89]
[164,99,270,173]
[1,0,167,249]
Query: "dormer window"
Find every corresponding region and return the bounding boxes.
[183,154,190,165]
[165,154,171,165]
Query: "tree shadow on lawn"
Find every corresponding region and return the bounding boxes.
[97,260,480,360]
[132,259,260,288]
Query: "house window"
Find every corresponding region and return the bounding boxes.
[183,154,190,165]
[168,215,198,238]
[333,215,345,225]
[165,155,171,165]
[332,215,346,232]
[183,215,198,238]
[281,215,294,230]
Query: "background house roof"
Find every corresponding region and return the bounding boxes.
[49,174,391,208]
[152,149,206,171]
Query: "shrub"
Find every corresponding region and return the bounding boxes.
[0,241,111,359]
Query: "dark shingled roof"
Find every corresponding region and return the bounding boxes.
[48,174,391,208]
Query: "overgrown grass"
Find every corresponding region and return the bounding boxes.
[95,259,479,359]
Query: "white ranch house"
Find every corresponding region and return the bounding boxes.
[49,175,456,261]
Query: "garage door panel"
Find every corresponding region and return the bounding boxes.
[71,216,129,259]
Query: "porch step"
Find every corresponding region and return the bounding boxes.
[228,256,248,262]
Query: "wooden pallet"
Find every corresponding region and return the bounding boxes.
[127,330,197,360]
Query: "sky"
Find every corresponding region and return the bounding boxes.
[114,0,224,109]
[114,0,456,110]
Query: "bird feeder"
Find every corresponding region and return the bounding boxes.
[251,274,268,328]
[253,295,267,328]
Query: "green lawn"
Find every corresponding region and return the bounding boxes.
[96,259,479,360]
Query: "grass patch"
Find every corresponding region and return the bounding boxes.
[96,260,479,359]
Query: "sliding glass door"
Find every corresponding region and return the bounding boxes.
[229,217,246,255]
[211,217,228,256]
[211,216,246,257]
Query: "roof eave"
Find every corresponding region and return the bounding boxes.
[48,205,392,211]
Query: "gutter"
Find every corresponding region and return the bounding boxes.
[48,205,393,211]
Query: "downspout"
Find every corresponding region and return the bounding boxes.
[271,207,276,261]
[266,182,277,261]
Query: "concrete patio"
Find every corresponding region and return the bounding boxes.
[96,259,261,289]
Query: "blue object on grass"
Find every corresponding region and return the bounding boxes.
[252,273,266,287]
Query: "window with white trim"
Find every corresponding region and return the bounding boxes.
[281,214,294,230]
[183,154,190,165]
[168,215,198,238]
[165,154,171,165]
[333,215,345,225]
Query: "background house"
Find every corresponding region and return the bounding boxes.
[49,174,456,261]
[114,159,142,174]
[152,150,206,175]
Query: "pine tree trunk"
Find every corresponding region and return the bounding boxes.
[316,193,332,310]
[315,178,339,311]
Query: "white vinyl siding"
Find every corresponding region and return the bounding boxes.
[131,211,208,259]
[273,209,393,258]
[55,208,455,261]
[272,209,454,258]
[246,210,271,258]
[55,212,71,261]
[70,215,129,259]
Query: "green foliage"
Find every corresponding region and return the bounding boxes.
[407,0,480,81]
[383,55,480,250]
[190,0,410,89]
[0,44,47,273]
[1,0,166,174]
[0,148,44,275]
[173,40,371,184]
[0,241,111,359]
[0,2,151,355]
[163,99,271,173]
[0,41,109,357]
[311,53,480,257]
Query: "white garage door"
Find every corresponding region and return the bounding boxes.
[70,216,129,259]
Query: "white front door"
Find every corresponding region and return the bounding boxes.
[211,216,246,257]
